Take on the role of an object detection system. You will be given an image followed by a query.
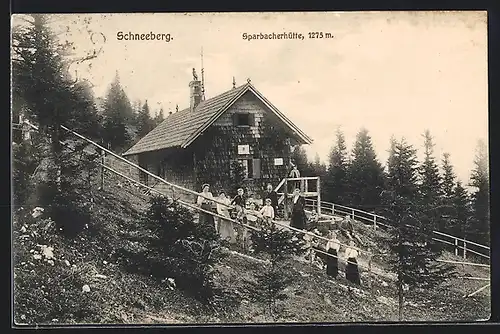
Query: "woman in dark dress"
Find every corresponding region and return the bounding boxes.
[196,184,215,231]
[325,231,340,278]
[344,239,361,285]
[290,188,306,230]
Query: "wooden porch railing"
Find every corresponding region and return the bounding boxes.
[274,176,321,219]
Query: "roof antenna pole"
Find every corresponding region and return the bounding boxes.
[201,47,205,100]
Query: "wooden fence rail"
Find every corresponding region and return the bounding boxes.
[304,198,490,261]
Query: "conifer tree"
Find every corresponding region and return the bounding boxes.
[12,14,101,234]
[136,100,155,138]
[451,181,472,240]
[382,137,454,321]
[418,130,445,232]
[290,145,312,175]
[440,153,456,232]
[469,139,489,245]
[102,73,133,151]
[441,153,455,199]
[154,107,165,125]
[348,128,386,211]
[324,129,349,204]
[248,221,305,320]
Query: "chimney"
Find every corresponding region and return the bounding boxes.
[189,68,203,111]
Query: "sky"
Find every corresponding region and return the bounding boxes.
[13,11,488,185]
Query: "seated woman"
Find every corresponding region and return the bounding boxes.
[344,240,361,285]
[246,202,261,227]
[339,214,364,246]
[307,211,319,230]
[325,231,341,279]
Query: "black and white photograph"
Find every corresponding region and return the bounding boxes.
[11,11,490,325]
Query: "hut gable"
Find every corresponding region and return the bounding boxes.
[123,82,312,157]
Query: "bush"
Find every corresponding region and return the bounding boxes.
[13,215,100,325]
[144,196,225,304]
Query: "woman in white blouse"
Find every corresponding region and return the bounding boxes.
[344,239,361,285]
[197,184,215,230]
[216,191,234,242]
[325,231,341,278]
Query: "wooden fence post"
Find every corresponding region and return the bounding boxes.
[454,238,459,257]
[368,254,374,295]
[373,216,377,230]
[332,203,335,215]
[316,177,321,216]
[284,178,289,220]
[463,239,467,260]
[351,209,355,221]
[100,149,105,190]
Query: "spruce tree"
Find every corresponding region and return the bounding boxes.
[102,73,133,151]
[290,145,312,176]
[324,128,349,204]
[248,221,305,320]
[348,128,386,211]
[469,139,489,245]
[12,14,101,234]
[154,107,165,125]
[418,130,446,234]
[440,153,456,233]
[441,153,455,199]
[136,100,155,138]
[383,138,454,321]
[452,181,472,241]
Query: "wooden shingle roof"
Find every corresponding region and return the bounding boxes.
[123,82,312,156]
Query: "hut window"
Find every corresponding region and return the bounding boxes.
[233,113,254,127]
[239,158,261,179]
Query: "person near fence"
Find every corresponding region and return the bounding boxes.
[345,240,361,285]
[307,211,319,230]
[197,184,215,231]
[339,214,364,246]
[231,188,246,245]
[325,231,341,278]
[216,191,234,243]
[288,164,301,191]
[263,183,278,217]
[290,188,306,230]
[244,201,261,250]
[259,198,275,224]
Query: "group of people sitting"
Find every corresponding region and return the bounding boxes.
[195,182,362,286]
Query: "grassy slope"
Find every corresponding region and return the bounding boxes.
[13,170,490,325]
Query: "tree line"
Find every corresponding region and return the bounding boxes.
[292,127,489,247]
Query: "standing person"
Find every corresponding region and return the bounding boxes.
[263,183,279,217]
[259,198,275,224]
[344,240,361,285]
[197,184,215,231]
[290,188,306,230]
[289,164,301,191]
[325,231,341,278]
[216,191,234,243]
[231,188,246,244]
